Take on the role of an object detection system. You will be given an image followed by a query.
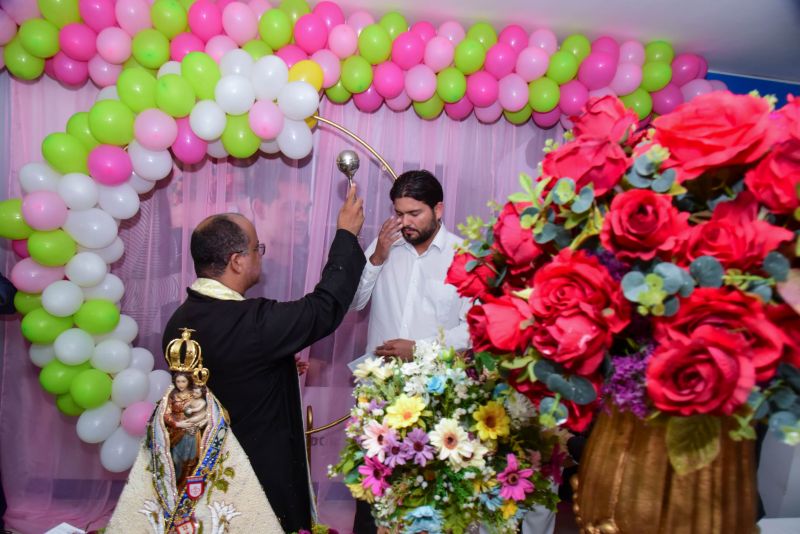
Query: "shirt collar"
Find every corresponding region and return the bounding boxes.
[190,278,245,301]
[397,223,448,255]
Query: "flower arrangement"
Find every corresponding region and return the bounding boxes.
[330,341,565,533]
[446,92,800,474]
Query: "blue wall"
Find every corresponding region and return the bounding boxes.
[707,72,799,107]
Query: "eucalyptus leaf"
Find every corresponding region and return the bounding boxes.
[554,226,573,248]
[521,206,540,218]
[764,251,790,282]
[679,269,696,297]
[621,271,648,302]
[572,186,595,214]
[651,171,675,193]
[553,178,576,205]
[539,397,568,425]
[772,388,798,410]
[534,222,558,244]
[633,155,657,177]
[749,282,773,303]
[654,262,685,295]
[545,374,575,401]
[533,359,559,381]
[769,411,798,434]
[665,415,721,475]
[508,192,530,203]
[778,363,800,391]
[570,376,598,405]
[690,256,724,288]
[465,260,479,273]
[663,296,680,317]
[626,169,652,189]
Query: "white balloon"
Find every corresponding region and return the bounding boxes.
[260,139,280,154]
[63,208,118,248]
[112,368,149,407]
[79,237,125,264]
[94,314,138,344]
[207,139,229,159]
[277,119,313,160]
[127,172,156,194]
[157,60,181,78]
[58,173,99,210]
[19,162,61,193]
[42,280,85,317]
[65,251,108,287]
[99,426,140,472]
[129,347,154,373]
[277,81,319,121]
[82,272,125,302]
[77,401,122,444]
[98,183,140,219]
[29,343,56,368]
[92,339,132,374]
[146,369,172,403]
[189,100,227,141]
[96,86,119,101]
[251,55,288,101]
[215,74,256,116]
[128,141,173,181]
[54,328,95,365]
[220,49,254,77]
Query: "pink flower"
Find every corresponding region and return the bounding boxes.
[497,453,535,501]
[358,456,392,497]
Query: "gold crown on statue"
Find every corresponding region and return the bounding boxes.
[165,328,209,386]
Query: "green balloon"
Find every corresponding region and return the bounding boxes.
[413,94,444,120]
[454,38,485,75]
[620,88,653,120]
[278,0,310,25]
[358,24,392,65]
[466,22,498,50]
[3,37,46,80]
[181,52,221,100]
[132,29,170,70]
[123,56,158,77]
[155,74,196,117]
[74,299,120,335]
[70,368,113,409]
[562,34,591,62]
[22,308,73,344]
[645,40,675,64]
[18,18,60,58]
[151,0,188,40]
[39,360,90,395]
[56,392,85,416]
[504,104,533,125]
[325,80,352,104]
[243,39,273,60]
[436,67,466,104]
[341,55,373,94]
[88,100,136,146]
[379,12,408,41]
[39,0,81,29]
[179,0,197,10]
[641,62,672,92]
[28,230,77,267]
[528,77,560,112]
[41,132,89,174]
[0,198,34,240]
[221,114,261,159]
[117,67,157,113]
[14,291,42,315]
[258,9,293,50]
[66,112,100,150]
[546,51,578,84]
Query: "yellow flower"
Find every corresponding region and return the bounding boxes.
[347,483,375,503]
[473,401,511,441]
[501,500,518,519]
[384,395,425,429]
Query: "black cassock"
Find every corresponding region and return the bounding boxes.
[162,230,365,532]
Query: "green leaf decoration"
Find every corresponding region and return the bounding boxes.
[508,192,530,203]
[651,170,676,193]
[533,359,558,381]
[552,178,576,205]
[769,411,798,433]
[772,387,798,410]
[534,222,558,244]
[654,262,685,295]
[634,155,657,177]
[662,296,680,317]
[666,415,721,475]
[621,271,648,302]
[748,281,773,302]
[545,374,573,400]
[465,259,479,273]
[570,375,598,405]
[343,468,361,485]
[571,185,594,214]
[690,256,724,288]
[764,251,790,282]
[539,397,568,426]
[519,173,533,195]
[625,169,652,189]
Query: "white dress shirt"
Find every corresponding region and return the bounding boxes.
[350,224,471,354]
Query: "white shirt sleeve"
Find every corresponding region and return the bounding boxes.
[418,294,472,351]
[349,238,382,311]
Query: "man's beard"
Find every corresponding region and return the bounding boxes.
[402,220,438,245]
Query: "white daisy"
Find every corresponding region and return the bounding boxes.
[361,419,391,461]
[429,418,473,466]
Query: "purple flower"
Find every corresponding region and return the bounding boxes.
[368,399,387,412]
[587,248,629,282]
[401,428,435,467]
[602,345,654,418]
[383,430,410,468]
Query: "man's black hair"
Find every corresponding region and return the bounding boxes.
[190,214,249,278]
[389,170,443,211]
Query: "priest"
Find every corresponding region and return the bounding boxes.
[163,184,365,532]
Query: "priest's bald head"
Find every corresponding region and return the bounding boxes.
[190,213,265,295]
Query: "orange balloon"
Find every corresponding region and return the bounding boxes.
[305,116,318,129]
[289,60,324,92]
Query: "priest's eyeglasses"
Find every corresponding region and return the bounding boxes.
[237,243,266,256]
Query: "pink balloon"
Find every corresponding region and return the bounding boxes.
[671,53,701,86]
[97,27,132,64]
[121,401,155,437]
[2,0,40,25]
[78,0,116,33]
[533,107,562,129]
[591,36,619,64]
[59,23,97,62]
[444,96,473,121]
[529,29,557,55]
[405,64,436,102]
[12,239,30,258]
[474,101,503,124]
[466,71,499,108]
[312,1,344,31]
[248,100,284,139]
[135,109,178,151]
[651,82,684,115]
[88,55,122,87]
[347,11,374,36]
[392,32,424,70]
[498,73,528,112]
[205,35,237,62]
[248,0,271,20]
[10,258,65,294]
[223,2,258,45]
[373,61,404,99]
[328,24,357,59]
[438,21,465,45]
[558,80,590,116]
[609,63,642,96]
[515,46,549,82]
[577,51,617,90]
[188,0,223,42]
[498,24,527,54]
[53,52,89,87]
[709,79,727,92]
[172,117,208,165]
[275,44,307,68]
[385,90,411,112]
[311,49,341,88]
[681,79,713,102]
[22,191,68,231]
[115,0,152,36]
[88,145,133,185]
[423,36,454,73]
[294,13,328,54]
[697,56,709,78]
[216,0,237,13]
[410,21,436,44]
[44,58,56,79]
[0,9,16,47]
[353,85,384,113]
[170,32,205,62]
[619,40,645,66]
[485,42,516,79]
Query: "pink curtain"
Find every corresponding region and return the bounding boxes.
[0,72,563,533]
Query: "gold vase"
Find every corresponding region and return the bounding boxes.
[572,408,758,534]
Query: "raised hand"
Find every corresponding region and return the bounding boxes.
[337,183,365,237]
[369,215,402,266]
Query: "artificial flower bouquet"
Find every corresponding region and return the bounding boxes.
[445,92,800,474]
[330,341,565,533]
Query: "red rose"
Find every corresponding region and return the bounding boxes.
[647,326,755,416]
[532,311,610,375]
[679,192,794,271]
[467,295,533,354]
[775,95,800,143]
[654,287,786,382]
[744,139,800,215]
[766,304,800,368]
[541,138,631,196]
[508,369,601,432]
[492,202,543,273]
[652,91,775,182]
[600,189,690,261]
[446,252,495,300]
[571,95,639,143]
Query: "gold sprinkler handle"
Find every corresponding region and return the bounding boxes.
[313,115,399,181]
